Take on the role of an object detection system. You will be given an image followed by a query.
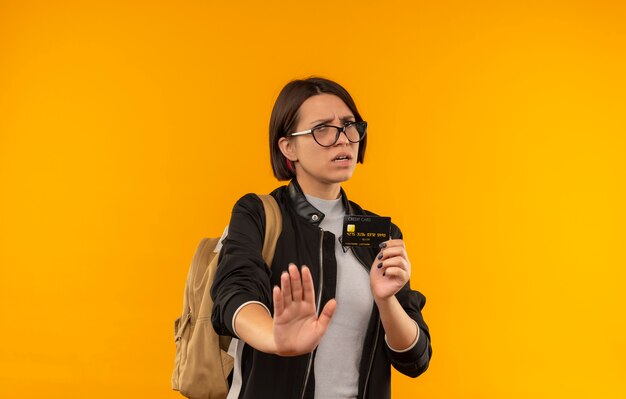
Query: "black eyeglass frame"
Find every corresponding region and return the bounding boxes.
[288,121,368,147]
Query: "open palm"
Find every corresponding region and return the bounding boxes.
[272,264,336,357]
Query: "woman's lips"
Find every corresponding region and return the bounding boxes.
[332,153,352,162]
[331,153,353,166]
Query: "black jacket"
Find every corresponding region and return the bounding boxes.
[211,180,431,399]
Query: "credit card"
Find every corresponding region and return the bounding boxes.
[341,215,391,248]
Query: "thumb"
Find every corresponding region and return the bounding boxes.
[317,299,337,332]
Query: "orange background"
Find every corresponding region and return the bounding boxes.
[1,1,625,398]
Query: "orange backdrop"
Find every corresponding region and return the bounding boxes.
[1,1,625,398]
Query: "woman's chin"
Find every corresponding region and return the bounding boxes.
[327,169,356,183]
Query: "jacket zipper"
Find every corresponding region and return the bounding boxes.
[300,228,324,399]
[351,247,379,399]
[362,323,380,398]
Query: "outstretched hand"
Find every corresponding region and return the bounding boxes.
[272,264,336,357]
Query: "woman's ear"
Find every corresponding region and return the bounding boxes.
[278,137,298,162]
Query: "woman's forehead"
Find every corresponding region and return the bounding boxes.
[298,94,354,122]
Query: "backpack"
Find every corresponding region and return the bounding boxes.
[171,194,282,399]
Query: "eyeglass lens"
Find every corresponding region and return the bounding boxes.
[312,122,366,147]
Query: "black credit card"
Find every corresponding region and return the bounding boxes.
[341,215,391,248]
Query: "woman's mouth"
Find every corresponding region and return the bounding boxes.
[332,153,352,162]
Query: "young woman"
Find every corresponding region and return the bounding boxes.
[211,77,431,399]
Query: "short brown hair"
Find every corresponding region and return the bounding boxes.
[269,77,367,181]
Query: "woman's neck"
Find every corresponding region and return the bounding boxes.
[296,176,341,200]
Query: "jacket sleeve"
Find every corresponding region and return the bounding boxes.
[384,223,432,377]
[211,193,272,338]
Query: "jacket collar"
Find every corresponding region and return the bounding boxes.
[287,179,352,226]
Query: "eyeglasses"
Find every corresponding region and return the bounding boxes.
[288,121,367,147]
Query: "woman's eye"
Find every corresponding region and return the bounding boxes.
[316,126,331,133]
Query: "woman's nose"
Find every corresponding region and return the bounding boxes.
[335,128,350,145]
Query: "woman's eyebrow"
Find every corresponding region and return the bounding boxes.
[309,115,355,126]
[309,118,334,126]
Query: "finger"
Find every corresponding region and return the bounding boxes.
[289,264,303,302]
[381,266,409,281]
[273,285,284,317]
[317,299,336,332]
[377,257,409,273]
[376,246,408,262]
[378,239,406,250]
[281,270,292,307]
[301,266,315,304]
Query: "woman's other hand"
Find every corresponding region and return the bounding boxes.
[272,264,336,356]
[370,239,412,301]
